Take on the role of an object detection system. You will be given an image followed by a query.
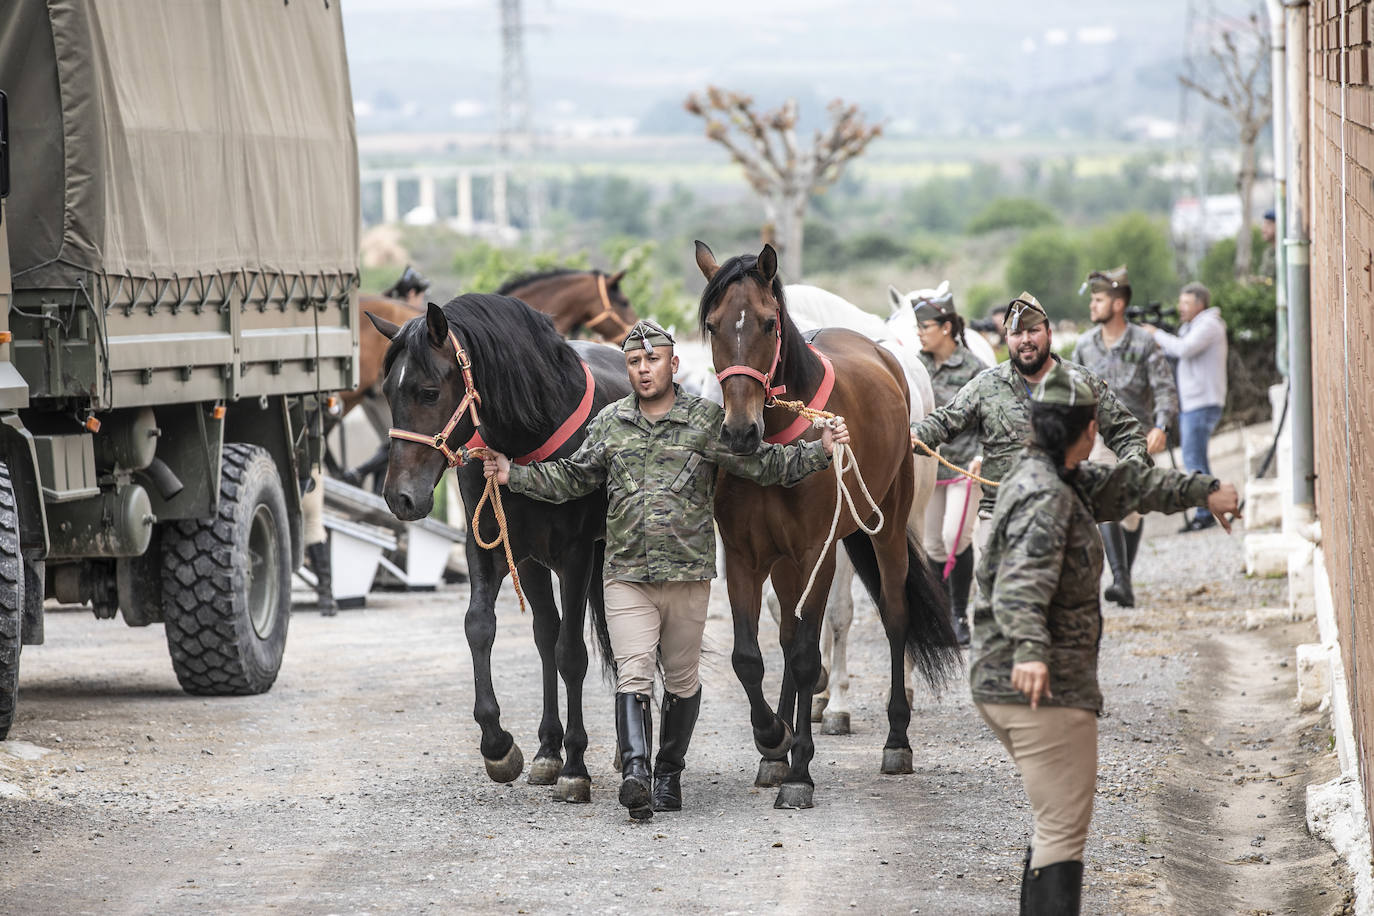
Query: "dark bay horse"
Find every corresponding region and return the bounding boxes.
[337,271,636,486]
[368,294,631,802]
[695,241,960,809]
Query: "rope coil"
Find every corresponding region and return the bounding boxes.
[465,447,526,613]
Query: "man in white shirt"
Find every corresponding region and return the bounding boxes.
[1144,282,1229,531]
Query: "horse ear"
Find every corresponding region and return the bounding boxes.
[607,269,627,287]
[366,311,402,340]
[694,240,719,281]
[425,302,449,348]
[887,285,905,314]
[757,244,778,283]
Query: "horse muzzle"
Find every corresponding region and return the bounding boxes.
[384,482,433,522]
[719,418,763,456]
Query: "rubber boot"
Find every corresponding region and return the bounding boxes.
[948,547,974,647]
[306,542,337,616]
[1021,859,1083,916]
[1124,522,1143,573]
[615,692,653,820]
[653,688,702,811]
[1099,523,1134,608]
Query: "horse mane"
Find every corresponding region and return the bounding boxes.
[385,293,584,451]
[697,253,824,397]
[495,267,594,295]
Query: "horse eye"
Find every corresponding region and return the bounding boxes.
[763,317,777,333]
[419,388,441,405]
[704,323,717,336]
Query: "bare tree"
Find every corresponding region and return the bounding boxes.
[1180,11,1272,278]
[684,87,881,280]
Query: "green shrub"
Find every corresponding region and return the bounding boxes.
[964,283,1003,318]
[1082,211,1179,312]
[965,197,1059,235]
[1004,227,1085,319]
[845,230,909,264]
[905,236,951,269]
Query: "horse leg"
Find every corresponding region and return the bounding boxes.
[724,555,792,789]
[770,551,836,810]
[551,546,595,803]
[872,488,917,777]
[520,563,565,787]
[811,601,832,723]
[463,539,524,783]
[820,555,854,735]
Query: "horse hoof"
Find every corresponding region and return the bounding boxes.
[755,758,790,788]
[774,782,814,810]
[821,710,850,735]
[483,743,525,784]
[553,775,592,804]
[881,747,914,775]
[810,694,829,722]
[527,755,562,786]
[754,719,794,760]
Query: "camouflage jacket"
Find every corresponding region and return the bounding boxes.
[970,448,1217,712]
[910,356,1150,514]
[918,343,989,480]
[1071,325,1179,431]
[506,386,831,582]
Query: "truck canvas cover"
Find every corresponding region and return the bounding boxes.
[0,0,359,288]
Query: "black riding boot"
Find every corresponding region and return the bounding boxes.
[1099,523,1134,608]
[306,542,337,616]
[1018,847,1032,915]
[653,688,702,812]
[1021,859,1083,916]
[1124,522,1143,573]
[948,547,974,647]
[615,692,653,820]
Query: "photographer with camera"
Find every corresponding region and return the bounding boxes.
[1143,282,1229,532]
[1071,267,1179,607]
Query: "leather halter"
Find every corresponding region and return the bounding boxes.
[715,308,786,399]
[388,329,595,468]
[765,347,834,444]
[580,273,633,344]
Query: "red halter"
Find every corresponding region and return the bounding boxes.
[389,330,483,467]
[715,308,786,399]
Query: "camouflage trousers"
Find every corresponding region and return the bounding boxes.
[603,580,711,696]
[977,702,1098,868]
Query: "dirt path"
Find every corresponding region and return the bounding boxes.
[0,520,1353,914]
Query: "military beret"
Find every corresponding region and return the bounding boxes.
[622,320,675,353]
[1032,362,1098,408]
[1082,265,1129,295]
[1004,292,1048,332]
[912,288,957,324]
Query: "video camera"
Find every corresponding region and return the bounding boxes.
[1126,301,1179,334]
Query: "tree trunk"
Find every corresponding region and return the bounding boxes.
[771,190,807,281]
[1234,133,1258,278]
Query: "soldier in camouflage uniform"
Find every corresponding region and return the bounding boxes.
[909,293,1151,565]
[1071,266,1180,608]
[973,362,1239,915]
[484,321,847,821]
[913,287,988,645]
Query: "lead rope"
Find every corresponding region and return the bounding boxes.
[463,446,527,614]
[768,397,884,612]
[911,437,999,488]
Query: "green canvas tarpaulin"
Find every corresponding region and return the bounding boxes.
[0,0,359,288]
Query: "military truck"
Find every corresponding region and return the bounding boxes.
[0,1,360,737]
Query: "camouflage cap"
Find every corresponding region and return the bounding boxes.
[1081,265,1129,296]
[622,319,675,353]
[1032,362,1098,408]
[912,287,957,323]
[1004,292,1048,332]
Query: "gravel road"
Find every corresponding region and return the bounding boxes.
[0,510,1353,914]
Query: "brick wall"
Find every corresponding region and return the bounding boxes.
[1308,0,1374,821]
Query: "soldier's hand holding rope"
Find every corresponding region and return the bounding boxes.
[820,417,850,455]
[484,451,511,485]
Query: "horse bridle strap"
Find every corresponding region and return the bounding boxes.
[388,329,482,467]
[765,347,834,444]
[715,308,786,398]
[581,273,633,343]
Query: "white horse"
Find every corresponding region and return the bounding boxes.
[754,284,941,735]
[885,282,1001,369]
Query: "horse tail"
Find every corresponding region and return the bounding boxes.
[840,531,961,690]
[586,543,618,683]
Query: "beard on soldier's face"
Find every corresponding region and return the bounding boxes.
[1012,341,1050,376]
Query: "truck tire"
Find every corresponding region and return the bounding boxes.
[0,462,25,739]
[162,444,291,695]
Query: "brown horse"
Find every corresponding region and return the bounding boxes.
[695,241,959,810]
[336,271,638,484]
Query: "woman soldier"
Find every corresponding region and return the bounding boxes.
[913,286,988,645]
[973,362,1239,913]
